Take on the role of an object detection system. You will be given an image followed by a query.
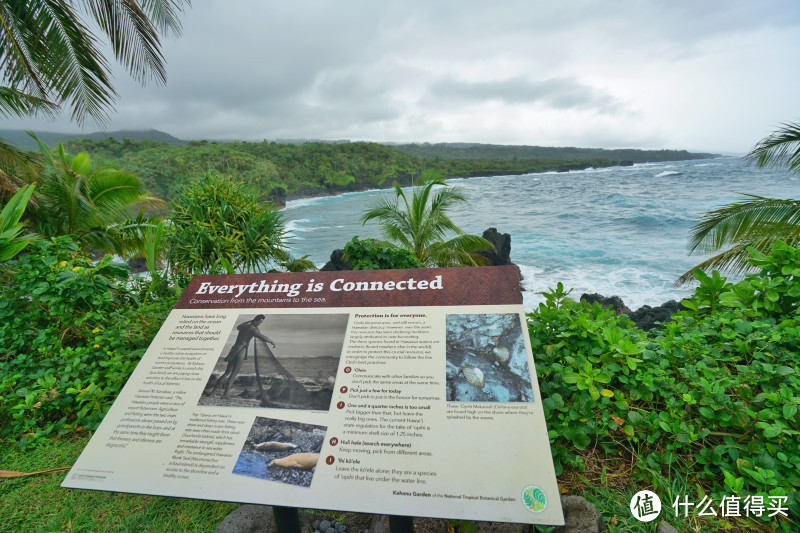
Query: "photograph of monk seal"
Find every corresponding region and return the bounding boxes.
[233,417,327,487]
[268,452,319,471]
[253,441,298,451]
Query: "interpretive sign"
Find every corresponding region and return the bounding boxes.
[63,266,564,525]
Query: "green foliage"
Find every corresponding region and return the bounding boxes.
[360,177,493,267]
[0,183,35,261]
[278,254,318,273]
[682,240,800,319]
[343,236,423,270]
[0,0,188,126]
[62,138,718,207]
[679,195,800,282]
[0,236,176,445]
[530,243,800,523]
[681,122,800,282]
[30,137,163,257]
[165,174,287,276]
[744,122,800,175]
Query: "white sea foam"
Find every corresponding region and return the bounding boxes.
[655,171,681,178]
[284,219,310,232]
[281,157,796,311]
[285,197,328,210]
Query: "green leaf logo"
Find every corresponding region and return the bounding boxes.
[522,486,547,513]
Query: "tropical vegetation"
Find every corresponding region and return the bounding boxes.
[48,136,719,204]
[0,183,34,260]
[27,138,162,257]
[0,0,190,202]
[360,176,493,267]
[0,0,190,126]
[530,241,800,530]
[165,174,288,278]
[343,236,424,270]
[679,122,800,283]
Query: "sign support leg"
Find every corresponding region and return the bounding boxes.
[273,505,301,533]
[389,515,415,533]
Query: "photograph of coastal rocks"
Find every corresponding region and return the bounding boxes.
[232,417,327,488]
[199,313,349,410]
[445,313,533,402]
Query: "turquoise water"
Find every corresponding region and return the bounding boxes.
[283,157,798,311]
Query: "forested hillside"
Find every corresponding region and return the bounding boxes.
[391,142,716,162]
[60,137,717,204]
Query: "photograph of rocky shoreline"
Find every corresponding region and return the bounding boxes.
[232,417,327,488]
[445,313,533,402]
[198,313,349,410]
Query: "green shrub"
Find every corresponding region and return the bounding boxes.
[529,244,800,522]
[166,174,287,277]
[0,237,176,446]
[343,236,424,270]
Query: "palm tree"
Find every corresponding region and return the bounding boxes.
[0,0,190,127]
[678,122,800,284]
[0,0,189,194]
[360,176,493,267]
[30,136,163,257]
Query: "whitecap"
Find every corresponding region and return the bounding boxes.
[655,171,681,178]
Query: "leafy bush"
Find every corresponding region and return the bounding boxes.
[0,237,176,446]
[166,174,287,277]
[343,236,423,270]
[529,243,800,522]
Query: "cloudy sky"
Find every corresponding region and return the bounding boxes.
[6,0,800,153]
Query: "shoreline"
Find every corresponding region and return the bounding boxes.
[281,158,705,206]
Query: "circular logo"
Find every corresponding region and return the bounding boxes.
[522,486,547,513]
[630,490,661,522]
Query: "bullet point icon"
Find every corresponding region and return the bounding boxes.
[326,455,335,465]
[337,401,345,409]
[329,437,338,446]
[340,386,348,393]
[344,366,352,373]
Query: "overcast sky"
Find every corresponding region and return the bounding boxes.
[6,0,800,153]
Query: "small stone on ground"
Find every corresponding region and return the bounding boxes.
[552,495,604,533]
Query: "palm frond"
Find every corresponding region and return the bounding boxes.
[743,122,800,175]
[0,86,58,117]
[0,0,189,127]
[0,136,41,200]
[138,0,188,36]
[0,1,50,99]
[688,195,800,255]
[85,0,169,84]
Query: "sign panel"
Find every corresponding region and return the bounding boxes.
[63,266,564,525]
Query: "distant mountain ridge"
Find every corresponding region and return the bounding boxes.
[0,128,186,150]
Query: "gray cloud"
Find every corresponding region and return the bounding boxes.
[425,76,623,113]
[3,0,799,152]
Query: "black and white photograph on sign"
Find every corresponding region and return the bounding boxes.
[233,417,327,488]
[445,313,533,402]
[199,313,349,410]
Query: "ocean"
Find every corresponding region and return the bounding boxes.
[283,157,798,312]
